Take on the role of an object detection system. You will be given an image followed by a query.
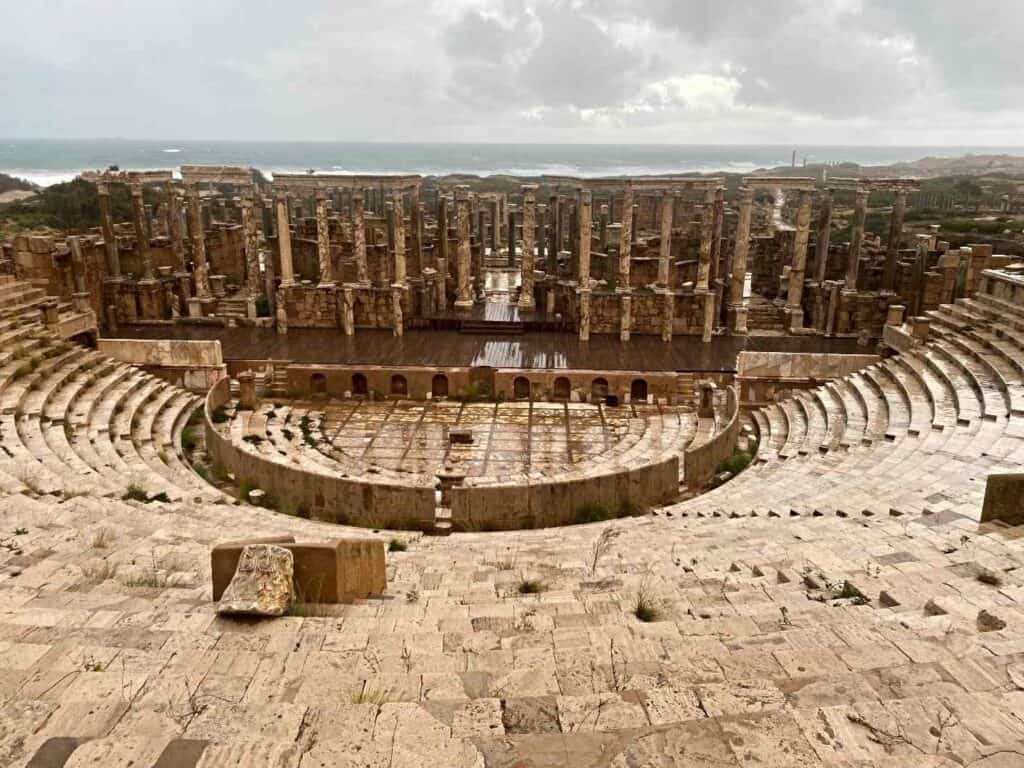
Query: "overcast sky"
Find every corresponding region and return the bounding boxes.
[2,0,1022,144]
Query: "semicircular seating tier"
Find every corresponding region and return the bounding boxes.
[1,271,1023,766]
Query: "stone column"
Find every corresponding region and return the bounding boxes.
[315,192,334,286]
[883,188,906,292]
[701,290,715,343]
[409,187,422,278]
[391,284,404,337]
[167,182,185,272]
[599,203,609,252]
[275,193,295,286]
[391,191,406,285]
[728,186,753,334]
[507,205,517,267]
[710,188,724,283]
[96,181,121,278]
[352,190,368,283]
[577,190,592,286]
[342,286,355,336]
[454,188,473,308]
[824,280,841,336]
[241,192,261,296]
[619,290,632,342]
[238,371,258,410]
[785,189,813,331]
[618,184,633,288]
[578,288,591,341]
[186,184,210,297]
[130,182,154,280]
[67,235,87,295]
[490,198,500,255]
[436,195,449,310]
[658,194,672,287]
[845,188,868,289]
[697,187,715,290]
[537,204,547,270]
[519,186,537,309]
[547,196,559,274]
[813,189,833,282]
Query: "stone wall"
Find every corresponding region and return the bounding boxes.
[683,385,740,488]
[736,351,878,405]
[203,377,437,529]
[99,337,227,391]
[448,454,679,530]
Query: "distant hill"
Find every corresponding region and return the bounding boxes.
[0,172,36,195]
[758,154,1024,180]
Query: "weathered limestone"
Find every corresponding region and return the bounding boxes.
[237,371,258,410]
[618,184,633,288]
[658,194,672,287]
[342,286,355,336]
[814,189,833,282]
[454,189,473,308]
[436,195,449,311]
[728,186,753,334]
[518,186,536,309]
[352,191,368,284]
[275,193,295,286]
[391,191,406,285]
[619,290,632,342]
[167,182,185,272]
[883,188,907,291]
[577,190,592,286]
[981,473,1024,524]
[845,188,869,288]
[315,192,334,287]
[241,192,261,296]
[130,182,155,281]
[409,188,422,277]
[661,289,674,342]
[96,181,121,278]
[785,188,813,331]
[391,284,404,337]
[577,287,591,341]
[216,544,294,617]
[697,187,715,290]
[186,184,211,298]
[599,202,609,252]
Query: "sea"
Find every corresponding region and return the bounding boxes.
[2,139,1023,187]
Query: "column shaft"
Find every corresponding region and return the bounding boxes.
[728,187,753,333]
[697,188,714,290]
[519,186,536,308]
[352,191,368,283]
[787,189,813,310]
[658,194,672,287]
[391,190,406,285]
[96,182,120,278]
[276,194,295,285]
[618,185,633,288]
[131,182,154,280]
[316,193,334,286]
[454,191,473,307]
[186,185,210,297]
[578,190,592,285]
[813,190,833,282]
[883,189,906,291]
[846,189,869,288]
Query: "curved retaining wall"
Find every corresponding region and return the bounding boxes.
[683,385,740,489]
[203,378,436,529]
[448,453,679,531]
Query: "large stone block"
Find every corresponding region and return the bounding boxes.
[981,473,1024,525]
[211,536,386,604]
[217,544,294,617]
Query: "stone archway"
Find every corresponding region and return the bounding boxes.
[310,373,327,395]
[351,373,368,396]
[553,376,571,401]
[630,378,648,402]
[390,374,408,397]
[513,376,531,400]
[432,374,449,398]
[591,377,609,402]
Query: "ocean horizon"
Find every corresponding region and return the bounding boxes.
[2,139,1024,187]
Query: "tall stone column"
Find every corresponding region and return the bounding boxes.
[436,194,449,310]
[241,192,261,296]
[547,196,559,274]
[519,186,537,309]
[658,194,673,287]
[96,181,121,278]
[490,198,500,255]
[391,190,406,285]
[883,188,906,292]
[166,182,185,272]
[408,187,423,278]
[618,184,633,288]
[661,291,674,342]
[507,205,517,267]
[391,284,404,337]
[728,186,753,334]
[315,192,334,286]
[577,190,592,285]
[701,291,715,343]
[275,193,295,286]
[813,189,833,282]
[537,204,547,269]
[697,187,715,290]
[342,285,355,336]
[845,188,869,289]
[186,184,210,297]
[578,288,591,341]
[454,189,473,308]
[599,203,609,252]
[785,188,813,330]
[130,182,154,281]
[352,190,368,283]
[710,188,724,283]
[619,291,632,342]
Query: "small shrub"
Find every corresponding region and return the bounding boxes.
[82,559,119,583]
[122,484,148,502]
[518,578,546,595]
[91,527,114,549]
[149,491,171,504]
[211,406,229,424]
[181,427,198,453]
[633,579,662,622]
[388,539,407,552]
[616,499,642,518]
[14,527,28,536]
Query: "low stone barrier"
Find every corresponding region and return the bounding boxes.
[100,337,226,391]
[203,377,436,529]
[683,385,740,489]
[448,454,679,530]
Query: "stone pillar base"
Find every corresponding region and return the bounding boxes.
[785,306,804,333]
[453,299,474,310]
[727,303,748,335]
